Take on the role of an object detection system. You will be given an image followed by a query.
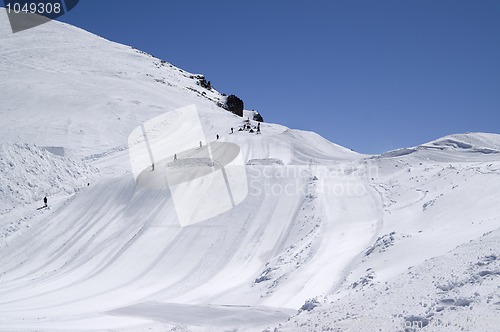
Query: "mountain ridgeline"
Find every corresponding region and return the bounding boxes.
[190,73,263,122]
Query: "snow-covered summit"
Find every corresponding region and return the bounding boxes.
[0,11,356,164]
[379,132,500,160]
[0,12,224,158]
[422,132,500,153]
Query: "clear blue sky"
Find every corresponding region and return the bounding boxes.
[21,1,500,153]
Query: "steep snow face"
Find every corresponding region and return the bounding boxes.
[0,12,222,158]
[0,10,359,162]
[1,11,499,332]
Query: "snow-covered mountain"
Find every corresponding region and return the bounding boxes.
[1,11,499,332]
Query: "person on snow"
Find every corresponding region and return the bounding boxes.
[43,196,47,207]
[174,154,177,161]
[216,134,219,140]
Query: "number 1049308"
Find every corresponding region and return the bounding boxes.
[5,2,62,15]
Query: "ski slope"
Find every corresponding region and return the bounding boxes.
[1,11,500,331]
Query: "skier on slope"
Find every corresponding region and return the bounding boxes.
[43,196,48,207]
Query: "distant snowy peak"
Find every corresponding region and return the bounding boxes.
[380,132,500,159]
[422,133,500,153]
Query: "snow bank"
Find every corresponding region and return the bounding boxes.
[279,227,500,332]
[0,143,98,211]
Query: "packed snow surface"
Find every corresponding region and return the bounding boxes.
[1,11,499,332]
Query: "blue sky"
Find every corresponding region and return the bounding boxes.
[16,1,500,153]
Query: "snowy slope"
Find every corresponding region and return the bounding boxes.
[1,10,499,332]
[0,11,351,163]
[280,228,500,332]
[277,137,500,331]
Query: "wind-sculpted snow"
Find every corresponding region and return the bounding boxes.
[379,133,500,162]
[425,133,500,152]
[280,229,500,332]
[0,143,98,212]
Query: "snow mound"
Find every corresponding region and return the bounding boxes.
[0,143,98,211]
[243,109,264,121]
[279,129,363,162]
[379,148,417,158]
